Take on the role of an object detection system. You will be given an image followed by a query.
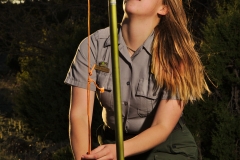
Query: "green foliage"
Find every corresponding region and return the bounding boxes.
[0,114,69,159]
[13,15,104,142]
[210,102,238,159]
[2,0,240,159]
[184,0,240,159]
[201,0,240,87]
[184,96,216,160]
[52,145,74,160]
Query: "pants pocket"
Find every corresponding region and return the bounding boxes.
[154,153,190,160]
[154,154,172,160]
[170,125,198,159]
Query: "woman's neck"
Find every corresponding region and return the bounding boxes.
[121,14,159,51]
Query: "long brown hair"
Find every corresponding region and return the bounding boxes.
[151,0,210,102]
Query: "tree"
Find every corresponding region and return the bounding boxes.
[7,0,107,142]
[3,0,240,158]
[184,0,240,159]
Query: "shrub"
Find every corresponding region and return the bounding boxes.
[13,19,104,142]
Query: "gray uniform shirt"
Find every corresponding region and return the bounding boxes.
[65,27,176,134]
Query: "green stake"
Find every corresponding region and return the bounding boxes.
[108,0,124,160]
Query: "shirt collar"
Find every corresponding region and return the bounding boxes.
[104,27,154,55]
[143,31,154,55]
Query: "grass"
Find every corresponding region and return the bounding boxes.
[0,114,73,160]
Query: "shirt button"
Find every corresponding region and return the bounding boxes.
[125,127,128,133]
[126,81,130,85]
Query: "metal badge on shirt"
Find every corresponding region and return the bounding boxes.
[95,61,110,73]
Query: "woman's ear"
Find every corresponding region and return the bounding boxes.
[157,5,168,15]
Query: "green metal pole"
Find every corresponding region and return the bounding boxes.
[108,0,124,160]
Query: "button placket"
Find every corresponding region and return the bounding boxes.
[123,100,130,133]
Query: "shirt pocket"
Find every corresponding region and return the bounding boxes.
[135,78,160,117]
[96,72,113,108]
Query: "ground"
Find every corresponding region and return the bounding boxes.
[0,59,72,159]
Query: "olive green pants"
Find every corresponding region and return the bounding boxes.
[96,122,198,160]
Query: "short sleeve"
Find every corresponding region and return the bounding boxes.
[161,89,181,100]
[64,35,97,91]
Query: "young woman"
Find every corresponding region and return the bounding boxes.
[64,0,210,159]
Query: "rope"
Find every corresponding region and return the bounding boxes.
[86,0,104,154]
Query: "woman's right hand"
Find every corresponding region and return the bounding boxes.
[81,144,117,160]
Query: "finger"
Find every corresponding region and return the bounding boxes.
[81,157,95,160]
[81,146,105,158]
[90,145,106,154]
[81,155,96,159]
[83,146,111,160]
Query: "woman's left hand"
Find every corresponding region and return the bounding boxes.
[81,144,117,160]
